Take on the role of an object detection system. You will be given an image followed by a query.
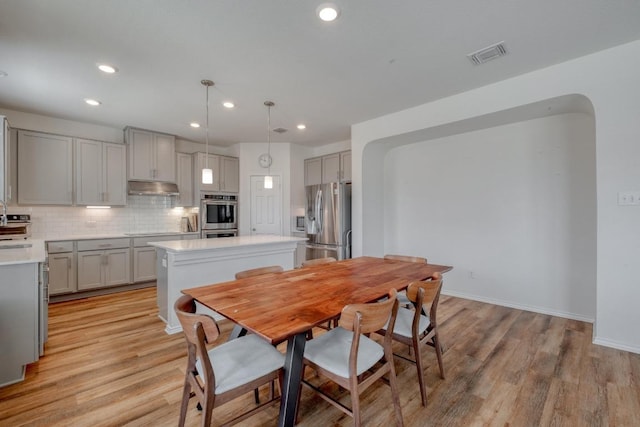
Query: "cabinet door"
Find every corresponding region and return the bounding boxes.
[18,131,73,205]
[48,253,76,295]
[77,251,105,290]
[133,247,157,282]
[103,143,126,205]
[195,152,220,192]
[220,156,239,192]
[127,129,154,180]
[153,133,176,182]
[340,150,352,182]
[176,153,194,206]
[104,248,131,286]
[305,157,322,186]
[75,138,102,205]
[321,153,340,184]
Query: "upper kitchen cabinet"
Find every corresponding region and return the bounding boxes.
[125,127,176,182]
[75,139,126,206]
[220,156,239,193]
[305,157,322,186]
[176,152,194,207]
[193,153,239,194]
[304,150,351,186]
[18,130,73,205]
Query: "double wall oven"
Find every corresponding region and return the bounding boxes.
[200,193,238,238]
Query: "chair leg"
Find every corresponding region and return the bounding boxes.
[433,332,445,379]
[178,377,191,427]
[414,338,428,407]
[201,390,215,427]
[388,363,404,427]
[350,386,362,427]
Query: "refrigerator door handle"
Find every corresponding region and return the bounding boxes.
[316,189,323,234]
[345,229,352,259]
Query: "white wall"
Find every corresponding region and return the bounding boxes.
[352,40,640,353]
[384,113,596,321]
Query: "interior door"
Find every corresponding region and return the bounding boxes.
[250,175,282,235]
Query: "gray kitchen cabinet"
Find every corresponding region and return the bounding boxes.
[193,152,239,194]
[47,241,76,295]
[304,150,351,185]
[133,247,157,282]
[304,157,322,186]
[0,262,39,386]
[75,139,126,206]
[321,153,340,184]
[132,235,186,282]
[220,156,239,192]
[126,128,176,182]
[176,152,194,207]
[77,238,130,290]
[340,150,351,182]
[17,130,73,205]
[194,152,220,193]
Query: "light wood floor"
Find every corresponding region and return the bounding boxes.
[1,287,639,426]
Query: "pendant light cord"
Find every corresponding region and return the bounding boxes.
[205,83,210,168]
[267,103,271,176]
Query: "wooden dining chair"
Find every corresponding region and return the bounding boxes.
[301,256,337,267]
[174,295,285,427]
[235,265,284,279]
[377,273,445,407]
[383,254,427,308]
[297,289,404,427]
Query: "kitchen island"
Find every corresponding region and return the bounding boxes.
[150,234,306,334]
[0,239,46,387]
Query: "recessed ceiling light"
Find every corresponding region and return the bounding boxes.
[297,124,306,130]
[190,122,200,128]
[97,64,118,74]
[0,70,8,78]
[317,4,340,21]
[84,98,101,106]
[223,101,235,109]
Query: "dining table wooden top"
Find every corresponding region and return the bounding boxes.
[182,256,453,345]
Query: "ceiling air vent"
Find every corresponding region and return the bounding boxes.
[273,127,288,134]
[467,41,507,65]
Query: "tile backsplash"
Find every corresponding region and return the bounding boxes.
[13,196,198,240]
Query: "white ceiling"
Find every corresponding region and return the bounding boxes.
[0,1,639,147]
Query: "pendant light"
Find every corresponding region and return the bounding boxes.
[264,101,274,189]
[201,79,214,184]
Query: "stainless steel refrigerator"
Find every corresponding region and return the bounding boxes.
[305,182,352,261]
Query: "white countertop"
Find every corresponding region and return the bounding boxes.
[149,234,307,252]
[0,239,46,266]
[45,232,199,241]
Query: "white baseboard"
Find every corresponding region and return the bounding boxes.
[441,289,595,323]
[593,337,640,354]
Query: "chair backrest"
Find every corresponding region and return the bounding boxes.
[174,294,220,344]
[235,265,284,279]
[301,257,337,267]
[406,273,443,324]
[339,289,398,334]
[384,254,427,264]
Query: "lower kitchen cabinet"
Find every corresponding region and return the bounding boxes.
[47,241,76,295]
[132,247,157,282]
[77,239,130,291]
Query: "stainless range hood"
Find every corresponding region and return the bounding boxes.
[128,181,179,196]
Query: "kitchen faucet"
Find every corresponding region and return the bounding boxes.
[0,199,7,226]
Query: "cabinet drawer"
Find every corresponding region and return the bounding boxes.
[47,241,74,253]
[77,238,130,251]
[132,235,180,247]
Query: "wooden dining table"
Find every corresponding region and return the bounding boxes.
[182,256,453,427]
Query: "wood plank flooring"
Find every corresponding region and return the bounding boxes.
[1,287,639,426]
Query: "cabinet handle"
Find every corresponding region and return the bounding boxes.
[67,258,71,269]
[102,254,108,265]
[98,244,112,248]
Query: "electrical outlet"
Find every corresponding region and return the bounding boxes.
[618,191,640,206]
